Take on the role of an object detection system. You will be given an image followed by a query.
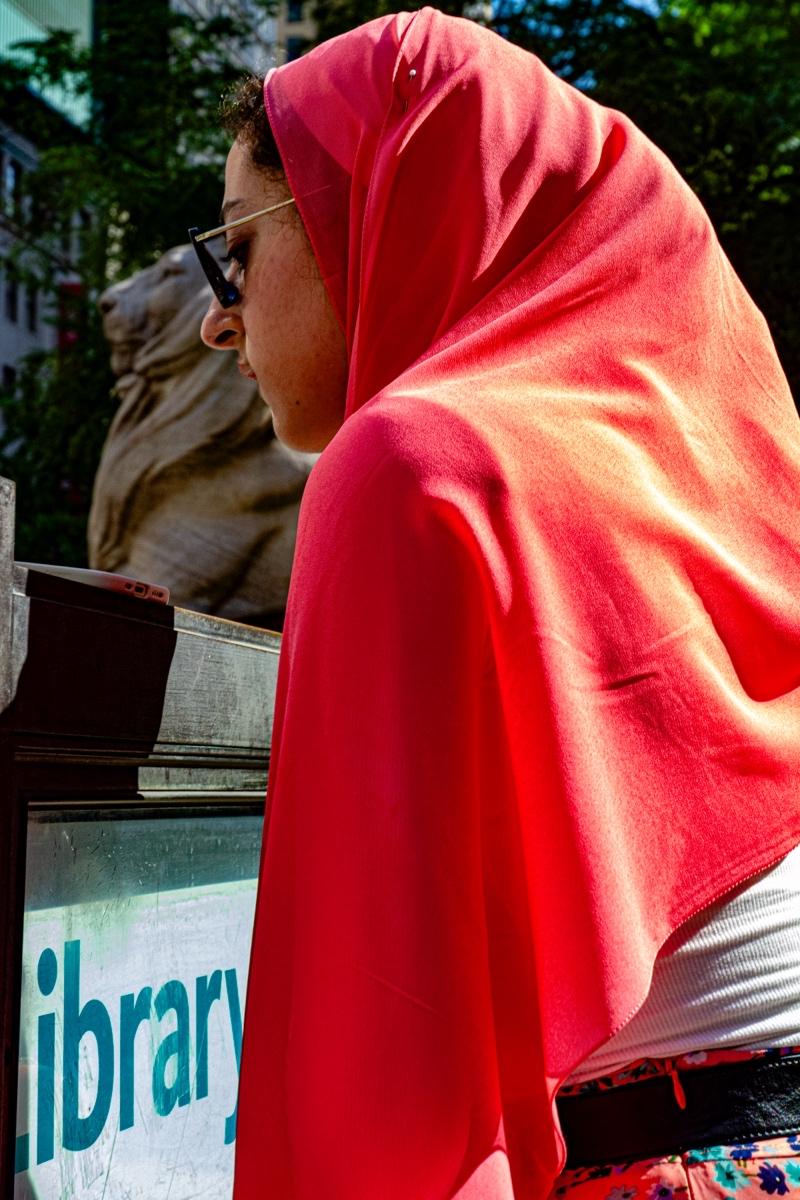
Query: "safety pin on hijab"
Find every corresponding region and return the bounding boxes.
[403,68,417,114]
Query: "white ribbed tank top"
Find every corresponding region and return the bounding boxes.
[568,841,800,1083]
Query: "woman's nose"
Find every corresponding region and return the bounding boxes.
[200,299,242,350]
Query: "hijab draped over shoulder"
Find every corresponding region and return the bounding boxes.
[235,10,800,1198]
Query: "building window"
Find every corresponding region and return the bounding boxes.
[286,35,308,61]
[3,157,23,218]
[27,283,39,333]
[4,264,19,324]
[287,0,304,21]
[2,364,16,391]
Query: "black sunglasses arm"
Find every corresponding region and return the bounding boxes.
[188,227,240,309]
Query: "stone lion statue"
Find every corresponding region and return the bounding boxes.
[89,244,315,628]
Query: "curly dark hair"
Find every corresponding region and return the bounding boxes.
[220,75,284,175]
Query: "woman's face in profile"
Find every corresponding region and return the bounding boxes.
[200,139,348,452]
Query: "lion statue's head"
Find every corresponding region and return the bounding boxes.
[89,244,314,628]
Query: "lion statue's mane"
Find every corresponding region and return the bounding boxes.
[89,244,314,628]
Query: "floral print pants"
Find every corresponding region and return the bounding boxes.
[552,1048,800,1200]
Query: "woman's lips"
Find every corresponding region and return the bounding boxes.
[237,361,257,380]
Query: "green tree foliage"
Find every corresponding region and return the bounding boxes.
[669,1,800,396]
[0,0,276,564]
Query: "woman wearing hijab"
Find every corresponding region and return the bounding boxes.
[193,9,800,1199]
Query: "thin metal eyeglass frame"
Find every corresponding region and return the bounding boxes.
[188,197,297,309]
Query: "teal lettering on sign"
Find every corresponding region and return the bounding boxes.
[36,947,58,1165]
[196,970,223,1101]
[62,940,115,1151]
[152,981,191,1116]
[223,968,243,1145]
[15,939,247,1175]
[119,987,153,1131]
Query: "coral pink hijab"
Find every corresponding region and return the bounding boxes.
[235,10,800,1198]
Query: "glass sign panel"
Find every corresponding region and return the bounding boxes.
[15,810,262,1200]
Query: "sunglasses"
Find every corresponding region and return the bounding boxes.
[188,197,297,308]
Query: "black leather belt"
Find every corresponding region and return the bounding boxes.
[557,1054,800,1169]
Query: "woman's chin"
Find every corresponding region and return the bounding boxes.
[271,414,322,453]
[269,406,342,454]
